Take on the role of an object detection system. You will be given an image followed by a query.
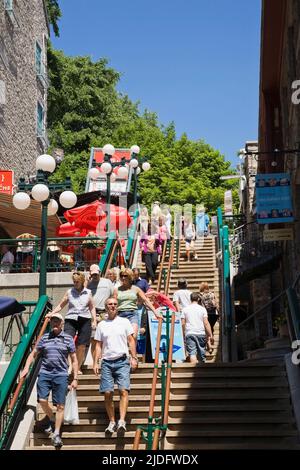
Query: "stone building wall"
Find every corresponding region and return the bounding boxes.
[279,1,300,288]
[0,0,49,182]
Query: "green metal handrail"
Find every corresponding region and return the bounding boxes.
[133,308,176,450]
[0,295,51,449]
[217,207,234,361]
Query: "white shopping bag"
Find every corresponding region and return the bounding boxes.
[64,388,79,425]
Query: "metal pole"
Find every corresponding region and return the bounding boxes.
[39,200,48,297]
[133,167,138,206]
[106,172,111,238]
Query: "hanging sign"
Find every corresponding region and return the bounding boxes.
[0,170,14,195]
[256,173,294,224]
[148,309,185,362]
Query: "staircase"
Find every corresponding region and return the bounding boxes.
[170,236,220,363]
[27,361,300,450]
[136,236,221,362]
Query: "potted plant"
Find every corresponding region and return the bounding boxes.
[274,312,289,337]
[82,232,105,263]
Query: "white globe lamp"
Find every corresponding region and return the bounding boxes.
[136,167,141,175]
[12,192,31,210]
[102,144,115,156]
[101,162,112,174]
[59,191,77,209]
[130,145,140,155]
[36,154,56,173]
[88,168,100,180]
[117,166,129,179]
[129,158,139,168]
[142,162,151,171]
[48,199,59,216]
[31,184,50,202]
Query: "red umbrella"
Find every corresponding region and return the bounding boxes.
[57,200,132,237]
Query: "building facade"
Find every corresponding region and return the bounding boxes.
[0,0,49,182]
[259,0,300,290]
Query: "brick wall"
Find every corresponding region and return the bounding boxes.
[0,0,49,181]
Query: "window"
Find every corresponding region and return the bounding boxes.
[35,41,48,87]
[37,102,44,137]
[35,42,42,75]
[4,0,19,27]
[4,0,13,11]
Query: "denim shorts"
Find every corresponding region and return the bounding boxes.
[186,334,206,362]
[118,310,139,326]
[37,373,68,405]
[100,355,130,393]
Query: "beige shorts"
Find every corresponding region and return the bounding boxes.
[185,239,195,250]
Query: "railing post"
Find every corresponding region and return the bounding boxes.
[223,225,234,361]
[286,287,300,340]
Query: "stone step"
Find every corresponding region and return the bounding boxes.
[35,411,295,428]
[264,337,291,349]
[75,378,288,396]
[26,439,300,450]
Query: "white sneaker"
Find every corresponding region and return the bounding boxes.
[105,421,116,434]
[117,419,126,434]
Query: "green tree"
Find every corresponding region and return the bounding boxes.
[45,0,61,37]
[47,48,238,212]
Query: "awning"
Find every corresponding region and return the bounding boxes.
[0,193,61,239]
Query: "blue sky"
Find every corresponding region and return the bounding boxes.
[52,0,261,168]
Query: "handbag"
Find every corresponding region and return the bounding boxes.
[64,388,79,425]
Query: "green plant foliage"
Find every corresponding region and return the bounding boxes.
[47,47,238,213]
[45,0,61,37]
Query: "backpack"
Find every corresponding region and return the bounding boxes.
[200,292,216,311]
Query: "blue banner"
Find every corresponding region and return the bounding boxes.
[256,173,294,224]
[148,309,186,362]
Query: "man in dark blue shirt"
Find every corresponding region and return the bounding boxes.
[21,313,78,448]
[132,268,150,293]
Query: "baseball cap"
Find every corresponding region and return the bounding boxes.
[90,264,100,275]
[50,313,64,322]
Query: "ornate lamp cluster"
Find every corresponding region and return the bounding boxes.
[12,154,77,297]
[12,154,77,214]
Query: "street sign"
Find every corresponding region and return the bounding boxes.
[148,309,185,362]
[224,190,233,216]
[219,175,240,180]
[263,228,294,242]
[0,170,14,195]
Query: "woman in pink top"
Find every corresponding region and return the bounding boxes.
[140,228,163,284]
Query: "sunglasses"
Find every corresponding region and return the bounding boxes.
[120,274,129,278]
[107,303,118,306]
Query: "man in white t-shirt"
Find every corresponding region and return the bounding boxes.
[173,278,192,312]
[181,292,213,363]
[93,297,137,435]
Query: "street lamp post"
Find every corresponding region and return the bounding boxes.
[13,154,77,297]
[88,144,151,235]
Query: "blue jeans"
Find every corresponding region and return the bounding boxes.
[118,310,139,326]
[100,355,131,392]
[186,334,206,362]
[37,373,68,405]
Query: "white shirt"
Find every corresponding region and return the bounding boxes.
[94,316,133,360]
[182,303,208,336]
[1,251,14,266]
[173,289,192,310]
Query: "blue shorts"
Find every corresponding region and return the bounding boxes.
[100,355,130,393]
[186,334,206,362]
[118,310,139,326]
[37,373,68,405]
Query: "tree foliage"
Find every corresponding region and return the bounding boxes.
[45,0,61,37]
[47,47,238,212]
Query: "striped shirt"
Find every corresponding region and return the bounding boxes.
[36,331,75,376]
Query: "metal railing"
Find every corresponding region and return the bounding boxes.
[0,301,37,362]
[0,236,120,273]
[0,296,51,450]
[236,272,300,360]
[133,308,176,450]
